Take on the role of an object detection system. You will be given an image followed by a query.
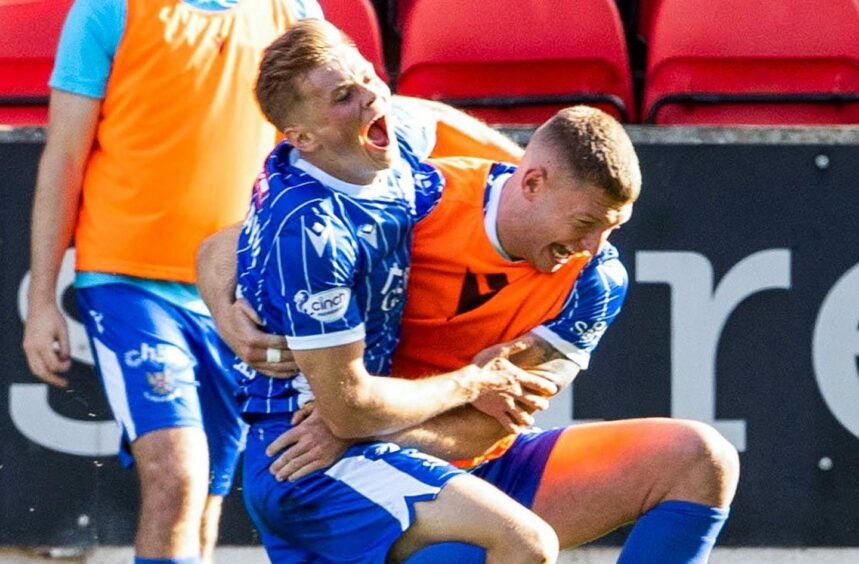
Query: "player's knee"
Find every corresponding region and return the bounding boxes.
[141,462,204,518]
[529,519,560,563]
[136,437,209,523]
[671,420,740,507]
[500,516,559,564]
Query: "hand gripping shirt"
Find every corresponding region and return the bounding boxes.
[235,128,444,416]
[392,156,628,468]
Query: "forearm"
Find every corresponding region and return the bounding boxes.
[196,224,241,320]
[311,361,486,439]
[377,405,507,460]
[377,333,581,456]
[29,146,87,304]
[485,332,581,391]
[29,91,99,305]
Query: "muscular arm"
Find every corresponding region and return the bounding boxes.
[376,333,580,460]
[195,225,293,376]
[22,91,100,386]
[196,224,241,323]
[266,329,575,481]
[293,341,553,439]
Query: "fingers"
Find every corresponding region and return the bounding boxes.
[25,352,70,388]
[269,448,299,481]
[472,339,530,367]
[290,402,315,425]
[253,361,300,379]
[265,428,299,458]
[472,393,522,433]
[235,301,285,350]
[275,449,327,482]
[235,298,263,325]
[499,340,530,359]
[500,396,534,428]
[225,300,289,361]
[506,407,534,428]
[513,370,558,397]
[22,315,71,388]
[497,417,520,434]
[517,393,550,414]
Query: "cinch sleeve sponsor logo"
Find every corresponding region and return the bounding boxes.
[294,287,351,322]
[573,320,608,346]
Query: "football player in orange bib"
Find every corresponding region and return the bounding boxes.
[201,106,738,564]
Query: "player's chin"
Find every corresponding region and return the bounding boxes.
[538,248,566,273]
[531,253,555,273]
[363,144,396,170]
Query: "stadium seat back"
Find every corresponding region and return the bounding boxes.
[637,0,664,41]
[319,0,388,83]
[0,0,73,125]
[397,0,633,125]
[644,0,859,125]
[393,0,417,32]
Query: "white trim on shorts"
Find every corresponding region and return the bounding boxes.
[92,337,137,441]
[325,453,443,530]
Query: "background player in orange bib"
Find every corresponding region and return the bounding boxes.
[21,3,522,563]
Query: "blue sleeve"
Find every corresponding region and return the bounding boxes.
[49,0,126,99]
[412,160,446,221]
[531,245,628,369]
[269,210,366,350]
[391,97,438,161]
[294,0,325,19]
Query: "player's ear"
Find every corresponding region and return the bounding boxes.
[284,126,319,152]
[521,167,547,201]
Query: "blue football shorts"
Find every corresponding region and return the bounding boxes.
[243,415,465,563]
[405,426,565,563]
[76,283,246,496]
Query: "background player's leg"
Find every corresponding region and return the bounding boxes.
[133,427,210,561]
[77,285,212,563]
[530,418,738,560]
[199,495,223,564]
[389,473,558,564]
[189,313,247,564]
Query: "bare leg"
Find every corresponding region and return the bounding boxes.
[200,495,224,564]
[389,473,559,564]
[132,427,210,559]
[531,418,740,547]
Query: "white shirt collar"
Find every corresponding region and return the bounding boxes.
[484,172,520,262]
[291,151,388,199]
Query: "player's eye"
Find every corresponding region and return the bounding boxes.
[334,88,353,103]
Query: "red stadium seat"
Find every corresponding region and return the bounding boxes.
[0,0,73,125]
[637,0,664,41]
[393,0,417,31]
[396,0,634,125]
[643,0,859,125]
[319,0,389,83]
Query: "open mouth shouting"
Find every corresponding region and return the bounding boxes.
[361,114,390,151]
[549,243,577,272]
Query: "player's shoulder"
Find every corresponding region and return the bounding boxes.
[261,143,346,216]
[265,142,324,193]
[424,156,515,179]
[421,157,514,207]
[579,243,628,292]
[390,97,436,160]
